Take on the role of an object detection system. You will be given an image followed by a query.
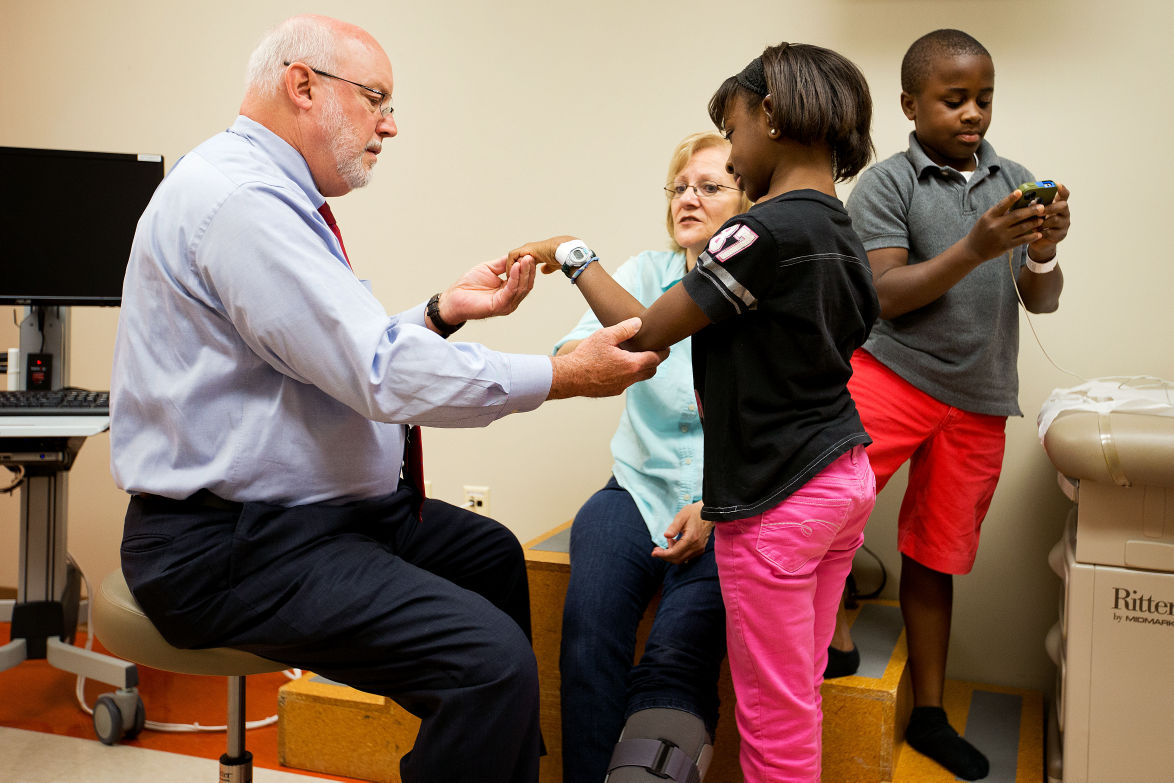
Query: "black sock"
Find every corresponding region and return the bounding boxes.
[824,644,860,678]
[905,706,989,780]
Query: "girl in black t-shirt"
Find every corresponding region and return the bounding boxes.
[512,42,879,783]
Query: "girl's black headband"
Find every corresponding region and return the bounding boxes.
[734,56,768,96]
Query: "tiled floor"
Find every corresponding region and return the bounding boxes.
[0,715,1043,783]
[0,726,337,783]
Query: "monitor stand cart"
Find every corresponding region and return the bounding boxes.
[0,306,144,743]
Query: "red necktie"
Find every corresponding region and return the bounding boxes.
[319,201,425,516]
[403,425,425,520]
[317,202,352,269]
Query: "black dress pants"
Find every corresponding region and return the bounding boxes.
[121,486,540,783]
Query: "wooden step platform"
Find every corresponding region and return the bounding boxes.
[278,673,416,783]
[276,522,1044,783]
[891,681,1044,783]
[821,601,912,783]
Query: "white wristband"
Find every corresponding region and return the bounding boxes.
[555,239,589,265]
[1025,255,1058,274]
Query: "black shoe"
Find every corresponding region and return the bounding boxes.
[906,706,989,780]
[824,645,860,678]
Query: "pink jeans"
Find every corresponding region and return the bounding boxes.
[714,445,875,782]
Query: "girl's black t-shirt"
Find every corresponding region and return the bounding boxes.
[682,189,879,522]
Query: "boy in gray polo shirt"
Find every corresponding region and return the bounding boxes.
[838,29,1072,780]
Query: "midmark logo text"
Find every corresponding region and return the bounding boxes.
[1112,587,1174,627]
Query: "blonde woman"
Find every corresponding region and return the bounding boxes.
[553,132,749,782]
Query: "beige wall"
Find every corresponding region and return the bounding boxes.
[3,0,1172,696]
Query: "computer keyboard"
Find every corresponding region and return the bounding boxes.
[0,389,110,416]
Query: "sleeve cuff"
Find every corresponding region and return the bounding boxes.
[404,300,429,326]
[500,352,554,414]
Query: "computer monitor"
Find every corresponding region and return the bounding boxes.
[0,146,165,306]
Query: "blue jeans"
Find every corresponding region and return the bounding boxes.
[559,477,726,783]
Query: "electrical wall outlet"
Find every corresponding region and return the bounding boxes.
[463,485,490,515]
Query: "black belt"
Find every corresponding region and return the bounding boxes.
[138,489,243,512]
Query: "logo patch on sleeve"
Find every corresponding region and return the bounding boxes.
[707,223,759,262]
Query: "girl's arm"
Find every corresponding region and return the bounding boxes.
[510,236,710,352]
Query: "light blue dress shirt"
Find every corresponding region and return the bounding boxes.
[111,116,552,505]
[554,250,703,543]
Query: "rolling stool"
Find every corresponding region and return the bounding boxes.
[91,569,286,782]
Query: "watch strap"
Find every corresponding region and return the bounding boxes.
[426,292,465,338]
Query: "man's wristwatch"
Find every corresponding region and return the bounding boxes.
[426,292,465,338]
[555,240,599,283]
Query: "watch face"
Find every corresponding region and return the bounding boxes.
[560,244,596,278]
[566,247,591,265]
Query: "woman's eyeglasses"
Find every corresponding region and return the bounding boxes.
[665,182,741,200]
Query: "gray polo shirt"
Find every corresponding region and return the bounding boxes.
[846,133,1034,417]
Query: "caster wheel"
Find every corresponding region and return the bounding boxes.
[124,697,146,740]
[93,694,124,745]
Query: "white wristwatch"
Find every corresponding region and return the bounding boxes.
[555,240,598,282]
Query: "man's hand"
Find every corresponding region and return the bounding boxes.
[437,254,536,325]
[548,317,666,399]
[651,502,712,565]
[1027,183,1071,261]
[507,235,578,276]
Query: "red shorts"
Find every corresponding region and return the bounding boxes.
[848,350,1007,574]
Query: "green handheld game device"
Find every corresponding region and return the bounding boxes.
[1012,180,1058,210]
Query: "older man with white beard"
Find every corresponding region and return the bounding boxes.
[109,14,664,783]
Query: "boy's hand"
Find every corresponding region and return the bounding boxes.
[507,235,578,275]
[963,189,1047,266]
[1028,183,1071,261]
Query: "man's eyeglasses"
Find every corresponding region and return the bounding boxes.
[283,61,394,118]
[665,181,741,200]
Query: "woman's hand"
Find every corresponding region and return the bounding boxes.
[651,501,712,564]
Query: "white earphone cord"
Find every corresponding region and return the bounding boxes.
[1009,256,1086,383]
